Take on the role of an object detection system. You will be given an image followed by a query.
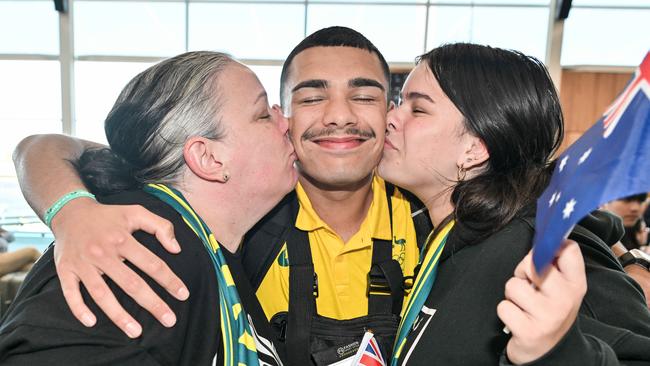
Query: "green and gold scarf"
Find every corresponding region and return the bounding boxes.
[391,220,454,365]
[144,183,260,366]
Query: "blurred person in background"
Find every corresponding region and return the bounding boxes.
[0,226,40,277]
[604,193,649,250]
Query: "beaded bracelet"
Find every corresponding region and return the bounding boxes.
[44,190,96,228]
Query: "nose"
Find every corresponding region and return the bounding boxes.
[386,107,401,132]
[323,97,357,128]
[628,201,642,214]
[272,105,290,135]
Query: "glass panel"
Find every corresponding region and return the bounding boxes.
[248,65,283,107]
[427,6,472,45]
[0,1,59,55]
[572,0,650,7]
[562,8,650,66]
[196,0,303,2]
[0,119,61,178]
[0,174,53,252]
[188,3,304,60]
[307,5,428,62]
[430,0,549,4]
[74,1,186,57]
[0,60,61,121]
[311,0,427,4]
[0,61,62,220]
[75,61,155,144]
[427,5,549,61]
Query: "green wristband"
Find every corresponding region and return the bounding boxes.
[44,190,96,228]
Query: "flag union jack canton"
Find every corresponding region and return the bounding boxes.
[354,332,386,366]
[533,51,650,273]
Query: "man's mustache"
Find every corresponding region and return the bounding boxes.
[301,127,376,141]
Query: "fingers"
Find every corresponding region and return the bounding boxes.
[535,240,586,298]
[60,255,143,338]
[79,266,143,339]
[122,206,189,301]
[58,242,179,338]
[100,252,177,329]
[504,277,539,313]
[50,202,187,337]
[58,269,97,327]
[497,299,531,336]
[128,205,180,254]
[513,251,534,281]
[500,242,587,365]
[122,237,189,302]
[554,240,585,282]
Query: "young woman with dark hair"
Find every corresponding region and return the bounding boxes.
[379,43,650,365]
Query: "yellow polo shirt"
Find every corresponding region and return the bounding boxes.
[256,175,419,321]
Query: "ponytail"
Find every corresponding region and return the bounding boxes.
[74,148,141,196]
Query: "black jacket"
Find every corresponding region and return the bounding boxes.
[397,211,650,366]
[0,190,281,366]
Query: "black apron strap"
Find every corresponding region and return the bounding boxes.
[286,226,316,365]
[368,239,404,316]
[243,191,299,290]
[368,182,404,316]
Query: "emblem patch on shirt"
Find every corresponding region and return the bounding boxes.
[277,247,289,267]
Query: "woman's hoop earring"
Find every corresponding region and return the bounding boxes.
[457,165,467,182]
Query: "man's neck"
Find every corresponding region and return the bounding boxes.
[299,175,374,242]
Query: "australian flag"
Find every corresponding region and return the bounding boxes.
[533,51,650,273]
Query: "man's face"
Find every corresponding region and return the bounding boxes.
[283,46,389,189]
[607,197,647,227]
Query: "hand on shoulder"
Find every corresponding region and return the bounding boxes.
[51,197,189,338]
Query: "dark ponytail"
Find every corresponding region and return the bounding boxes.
[75,147,141,196]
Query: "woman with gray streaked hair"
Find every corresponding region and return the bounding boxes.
[0,51,297,366]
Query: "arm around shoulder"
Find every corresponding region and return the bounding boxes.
[12,133,103,219]
[12,134,188,338]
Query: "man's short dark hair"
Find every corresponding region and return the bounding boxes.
[279,26,390,108]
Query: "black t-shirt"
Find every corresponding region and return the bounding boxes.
[0,190,283,366]
[396,214,650,366]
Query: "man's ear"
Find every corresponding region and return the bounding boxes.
[388,100,396,112]
[183,137,229,183]
[459,135,489,170]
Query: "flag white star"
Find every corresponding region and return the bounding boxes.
[559,155,569,172]
[578,148,593,165]
[563,198,577,219]
[548,191,562,207]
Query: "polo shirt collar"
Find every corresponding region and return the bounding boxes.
[294,176,393,242]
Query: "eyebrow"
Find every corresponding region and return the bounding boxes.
[349,77,385,92]
[291,79,328,93]
[291,77,386,94]
[401,91,434,103]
